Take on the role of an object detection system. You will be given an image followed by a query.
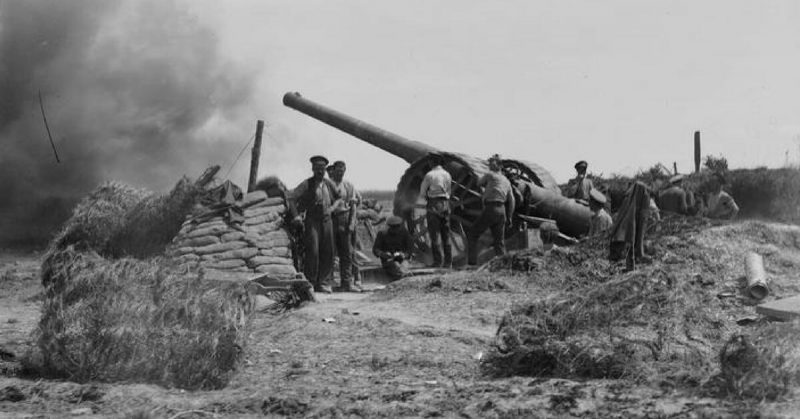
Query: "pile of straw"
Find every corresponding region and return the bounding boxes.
[719,321,800,400]
[483,268,723,382]
[29,173,255,390]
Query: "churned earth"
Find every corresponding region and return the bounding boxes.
[2,220,800,418]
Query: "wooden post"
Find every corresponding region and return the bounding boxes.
[694,131,701,173]
[247,120,264,193]
[673,162,678,175]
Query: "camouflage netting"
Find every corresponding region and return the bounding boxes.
[28,176,260,390]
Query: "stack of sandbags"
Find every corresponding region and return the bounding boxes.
[169,191,297,278]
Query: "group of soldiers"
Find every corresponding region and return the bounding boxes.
[289,154,741,294]
[567,160,740,240]
[288,156,362,294]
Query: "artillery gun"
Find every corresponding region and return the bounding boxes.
[283,92,593,265]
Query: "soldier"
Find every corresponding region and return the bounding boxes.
[659,174,690,215]
[418,154,453,268]
[467,154,515,265]
[587,189,613,237]
[568,160,594,201]
[329,160,362,292]
[288,155,341,294]
[373,215,413,280]
[704,173,739,219]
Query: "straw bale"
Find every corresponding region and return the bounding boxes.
[249,256,293,267]
[245,205,285,219]
[177,235,220,248]
[106,177,205,258]
[203,259,247,269]
[241,190,267,207]
[220,231,246,242]
[259,247,291,257]
[244,196,284,210]
[49,182,151,254]
[254,264,297,275]
[32,247,253,390]
[193,241,248,256]
[201,247,259,262]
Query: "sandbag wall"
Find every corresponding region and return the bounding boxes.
[168,191,297,278]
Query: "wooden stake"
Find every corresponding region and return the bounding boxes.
[694,131,701,173]
[247,120,264,193]
[673,162,678,175]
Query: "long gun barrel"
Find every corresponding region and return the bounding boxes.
[282,91,593,263]
[283,92,437,163]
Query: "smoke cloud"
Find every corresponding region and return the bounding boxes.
[0,0,256,247]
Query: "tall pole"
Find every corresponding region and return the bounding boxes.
[694,131,701,173]
[248,120,264,193]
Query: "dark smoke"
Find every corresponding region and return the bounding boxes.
[0,0,256,248]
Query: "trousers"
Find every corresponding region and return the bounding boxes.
[426,197,452,267]
[303,214,335,287]
[468,202,506,265]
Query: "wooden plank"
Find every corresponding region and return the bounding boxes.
[756,295,800,321]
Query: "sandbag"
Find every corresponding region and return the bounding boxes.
[241,190,267,207]
[243,222,282,236]
[194,241,248,256]
[244,214,280,226]
[254,264,297,275]
[244,196,284,210]
[220,231,246,243]
[177,235,220,248]
[203,259,247,269]
[249,255,293,267]
[184,222,233,239]
[259,247,291,257]
[245,205,285,219]
[202,247,259,262]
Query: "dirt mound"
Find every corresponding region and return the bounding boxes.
[483,217,800,395]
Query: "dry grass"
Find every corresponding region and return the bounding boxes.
[28,246,254,390]
[719,320,800,401]
[25,176,256,390]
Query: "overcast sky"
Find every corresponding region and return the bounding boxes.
[179,1,800,189]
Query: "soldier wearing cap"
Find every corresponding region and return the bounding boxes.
[373,215,413,280]
[288,155,342,294]
[329,160,363,292]
[418,153,453,268]
[467,154,515,265]
[568,160,594,201]
[587,189,613,237]
[659,174,690,215]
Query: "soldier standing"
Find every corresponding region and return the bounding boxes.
[467,154,515,265]
[289,155,341,294]
[329,160,362,292]
[568,160,593,201]
[418,154,453,268]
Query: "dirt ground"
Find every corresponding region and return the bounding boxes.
[2,221,800,418]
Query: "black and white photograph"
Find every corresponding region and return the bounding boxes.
[1,1,800,417]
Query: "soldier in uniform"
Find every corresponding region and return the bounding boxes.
[587,189,613,237]
[659,174,690,215]
[329,160,362,292]
[289,155,341,294]
[568,160,593,201]
[468,154,515,265]
[418,154,453,268]
[373,215,413,280]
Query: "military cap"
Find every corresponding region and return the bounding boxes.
[589,189,607,205]
[669,174,685,184]
[386,215,404,226]
[332,160,346,168]
[574,160,588,169]
[309,155,329,165]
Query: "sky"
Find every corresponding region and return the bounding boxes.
[2,0,800,244]
[202,0,800,188]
